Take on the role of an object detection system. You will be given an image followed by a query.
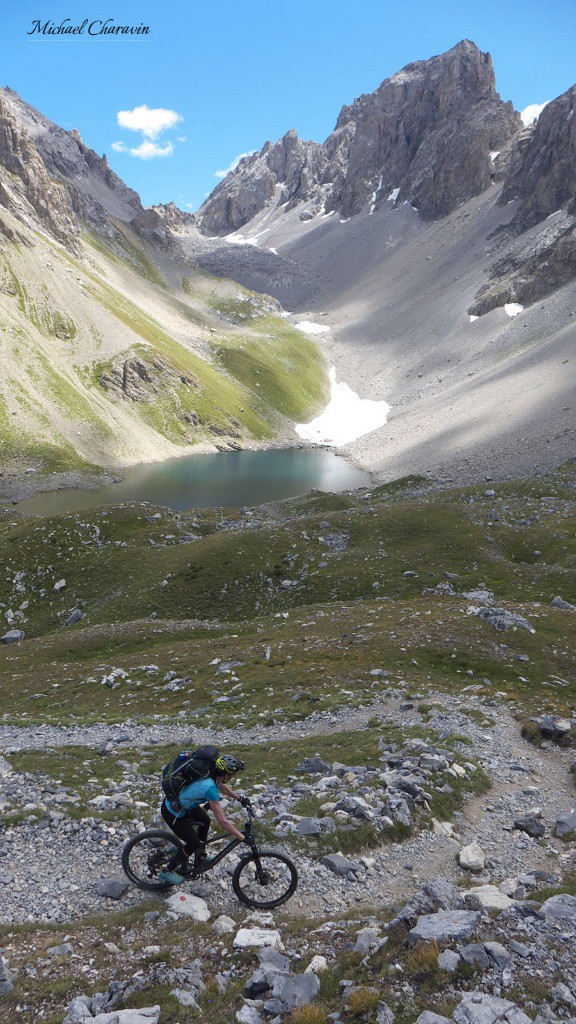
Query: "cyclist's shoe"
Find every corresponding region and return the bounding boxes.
[158,869,186,885]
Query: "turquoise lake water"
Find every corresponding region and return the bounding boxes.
[19,449,371,517]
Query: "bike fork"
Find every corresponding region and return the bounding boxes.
[252,852,268,884]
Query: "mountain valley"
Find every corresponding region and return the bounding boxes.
[0,37,576,1024]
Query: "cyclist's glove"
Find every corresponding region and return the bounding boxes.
[239,796,252,808]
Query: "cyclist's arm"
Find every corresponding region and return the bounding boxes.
[218,781,243,802]
[209,799,246,842]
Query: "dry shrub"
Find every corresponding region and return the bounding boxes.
[521,720,542,745]
[288,1005,330,1024]
[346,986,381,1016]
[406,940,440,978]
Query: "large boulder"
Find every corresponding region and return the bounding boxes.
[540,893,576,923]
[388,877,463,938]
[453,992,521,1024]
[270,971,320,1011]
[0,957,15,997]
[167,893,210,921]
[513,815,545,838]
[556,810,576,838]
[320,853,362,877]
[409,910,480,944]
[464,886,513,912]
[475,608,534,632]
[459,842,486,872]
[233,927,284,950]
[1,629,24,644]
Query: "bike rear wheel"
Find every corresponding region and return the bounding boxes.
[232,850,298,909]
[121,829,183,892]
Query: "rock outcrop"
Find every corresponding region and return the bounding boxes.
[469,85,576,315]
[0,87,148,250]
[198,40,521,235]
[0,95,80,248]
[499,85,576,231]
[98,354,200,403]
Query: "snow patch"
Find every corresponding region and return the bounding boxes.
[489,151,500,163]
[504,303,524,318]
[225,233,259,246]
[294,321,330,335]
[387,187,400,203]
[521,102,549,126]
[369,175,384,216]
[269,247,278,255]
[469,315,479,323]
[295,367,390,446]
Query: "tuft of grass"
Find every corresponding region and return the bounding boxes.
[521,719,543,746]
[288,1006,331,1024]
[405,941,440,979]
[346,986,381,1016]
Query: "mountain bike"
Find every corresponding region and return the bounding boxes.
[121,806,298,909]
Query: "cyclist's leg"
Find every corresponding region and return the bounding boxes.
[186,807,210,868]
[188,806,210,847]
[160,801,201,861]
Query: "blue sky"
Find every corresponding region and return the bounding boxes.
[4,1,575,211]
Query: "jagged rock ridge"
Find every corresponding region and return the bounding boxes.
[0,87,180,255]
[469,83,576,315]
[198,40,521,235]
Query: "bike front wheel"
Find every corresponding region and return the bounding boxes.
[121,829,183,892]
[232,850,298,909]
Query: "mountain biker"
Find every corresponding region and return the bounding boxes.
[159,753,251,884]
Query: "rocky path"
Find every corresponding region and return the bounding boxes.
[1,695,575,925]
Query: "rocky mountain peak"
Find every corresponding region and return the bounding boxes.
[198,40,521,235]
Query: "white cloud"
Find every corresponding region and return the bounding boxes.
[116,105,183,140]
[111,140,174,160]
[112,104,183,160]
[215,151,257,179]
[130,140,174,160]
[520,101,549,126]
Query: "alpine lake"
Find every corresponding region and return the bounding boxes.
[18,448,371,517]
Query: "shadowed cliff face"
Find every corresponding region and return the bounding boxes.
[197,40,522,236]
[500,84,576,231]
[469,85,576,316]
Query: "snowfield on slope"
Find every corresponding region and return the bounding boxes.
[295,366,390,445]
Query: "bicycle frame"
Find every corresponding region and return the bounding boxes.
[194,808,261,878]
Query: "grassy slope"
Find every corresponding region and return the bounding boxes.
[0,231,328,470]
[0,466,574,726]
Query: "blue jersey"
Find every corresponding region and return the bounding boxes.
[165,776,220,818]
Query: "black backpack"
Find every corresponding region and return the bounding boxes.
[161,744,220,810]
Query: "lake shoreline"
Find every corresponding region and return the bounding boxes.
[2,444,372,517]
[0,436,313,507]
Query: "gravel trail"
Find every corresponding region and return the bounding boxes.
[1,696,575,924]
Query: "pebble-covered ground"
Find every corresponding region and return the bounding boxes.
[1,693,575,926]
